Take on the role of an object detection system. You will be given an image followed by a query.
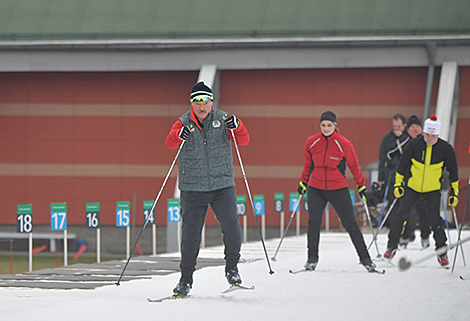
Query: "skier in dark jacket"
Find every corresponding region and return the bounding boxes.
[384,115,459,267]
[297,110,377,272]
[378,114,410,227]
[166,81,250,296]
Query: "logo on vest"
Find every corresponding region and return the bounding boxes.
[212,120,221,128]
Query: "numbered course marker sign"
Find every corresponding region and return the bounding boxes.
[254,195,265,215]
[86,203,100,228]
[236,195,247,216]
[143,200,155,224]
[289,192,301,212]
[274,193,284,213]
[116,201,130,227]
[167,199,181,222]
[17,204,33,233]
[51,203,67,231]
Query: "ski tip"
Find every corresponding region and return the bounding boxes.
[398,257,411,271]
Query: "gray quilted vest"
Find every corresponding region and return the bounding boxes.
[178,109,235,192]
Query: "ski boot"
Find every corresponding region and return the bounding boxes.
[399,238,411,248]
[173,280,192,297]
[384,248,397,261]
[304,258,318,271]
[437,253,449,267]
[226,266,242,285]
[361,258,377,272]
[421,237,430,249]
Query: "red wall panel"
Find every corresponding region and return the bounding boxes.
[1,67,469,229]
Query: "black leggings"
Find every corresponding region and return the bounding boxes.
[307,187,371,263]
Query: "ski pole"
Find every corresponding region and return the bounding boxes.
[399,235,470,271]
[451,176,470,272]
[367,198,397,251]
[362,197,381,258]
[441,193,452,244]
[376,180,390,230]
[271,194,302,261]
[229,129,274,275]
[452,207,466,268]
[116,140,186,286]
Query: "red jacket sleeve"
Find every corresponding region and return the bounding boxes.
[230,118,250,146]
[300,136,314,184]
[165,120,183,150]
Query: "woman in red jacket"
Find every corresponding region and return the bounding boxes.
[298,111,377,272]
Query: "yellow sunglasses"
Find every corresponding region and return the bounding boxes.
[190,95,213,103]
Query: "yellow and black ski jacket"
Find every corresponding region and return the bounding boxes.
[395,136,459,195]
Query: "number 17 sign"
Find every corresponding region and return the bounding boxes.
[51,203,67,231]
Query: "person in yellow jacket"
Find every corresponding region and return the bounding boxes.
[383,115,459,267]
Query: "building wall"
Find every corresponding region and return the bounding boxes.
[1,67,469,229]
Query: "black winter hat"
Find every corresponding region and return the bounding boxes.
[190,81,213,102]
[407,115,422,128]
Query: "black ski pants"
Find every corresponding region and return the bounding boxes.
[307,186,371,264]
[401,198,431,240]
[387,187,446,250]
[179,186,242,282]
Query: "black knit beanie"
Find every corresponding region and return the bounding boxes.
[407,115,422,128]
[190,81,213,102]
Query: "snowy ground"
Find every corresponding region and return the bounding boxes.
[1,230,470,321]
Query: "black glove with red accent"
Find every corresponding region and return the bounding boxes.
[224,114,239,129]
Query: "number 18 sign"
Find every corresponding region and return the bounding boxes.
[17,204,33,233]
[51,203,67,231]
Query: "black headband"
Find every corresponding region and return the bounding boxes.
[320,113,337,125]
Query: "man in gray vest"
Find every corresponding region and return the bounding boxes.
[165,81,250,297]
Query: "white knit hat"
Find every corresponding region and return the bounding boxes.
[423,115,440,135]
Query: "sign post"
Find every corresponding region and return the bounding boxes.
[86,203,101,262]
[236,195,247,243]
[289,193,301,236]
[116,201,131,258]
[143,200,157,255]
[17,204,33,271]
[274,193,284,238]
[254,195,265,240]
[167,199,181,253]
[51,203,67,266]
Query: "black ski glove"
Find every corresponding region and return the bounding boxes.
[179,125,193,141]
[298,181,307,195]
[224,114,239,130]
[358,185,367,202]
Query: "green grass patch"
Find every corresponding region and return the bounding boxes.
[0,254,118,275]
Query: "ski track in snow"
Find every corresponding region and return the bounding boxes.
[1,231,470,321]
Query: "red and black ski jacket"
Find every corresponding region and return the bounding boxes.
[300,131,365,191]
